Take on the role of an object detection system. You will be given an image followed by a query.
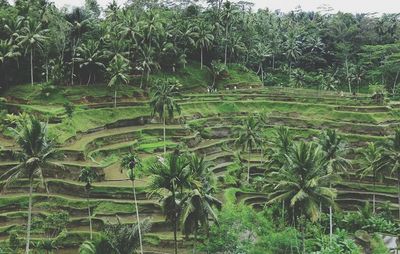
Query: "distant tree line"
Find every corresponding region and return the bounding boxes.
[1,0,400,94]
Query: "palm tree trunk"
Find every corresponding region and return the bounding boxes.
[71,39,75,85]
[329,184,333,242]
[163,106,167,156]
[114,89,117,108]
[172,186,178,254]
[373,171,376,214]
[397,171,400,220]
[45,58,49,83]
[193,228,197,254]
[131,179,143,254]
[393,70,399,95]
[25,178,33,254]
[272,55,275,69]
[200,47,203,70]
[261,62,264,85]
[87,72,91,86]
[30,48,33,85]
[247,147,251,183]
[224,25,228,65]
[345,57,352,94]
[86,189,93,240]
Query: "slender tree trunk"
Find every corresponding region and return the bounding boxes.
[247,147,251,183]
[398,171,400,220]
[373,171,376,214]
[172,185,178,254]
[261,62,264,85]
[114,89,117,108]
[25,179,33,254]
[30,48,33,85]
[45,58,49,83]
[224,25,228,65]
[86,189,93,240]
[71,39,75,85]
[345,57,352,94]
[86,72,91,86]
[393,70,399,95]
[193,228,197,254]
[131,179,143,254]
[282,201,285,225]
[163,105,167,156]
[272,55,275,69]
[329,184,333,242]
[140,70,144,88]
[200,47,203,70]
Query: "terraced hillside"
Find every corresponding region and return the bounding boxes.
[1,84,399,253]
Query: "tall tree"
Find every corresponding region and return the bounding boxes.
[360,142,384,214]
[120,153,144,254]
[150,78,182,155]
[107,54,130,108]
[378,129,400,219]
[235,115,263,183]
[148,149,192,254]
[194,21,214,70]
[74,40,105,85]
[0,116,61,254]
[78,167,98,240]
[17,19,48,85]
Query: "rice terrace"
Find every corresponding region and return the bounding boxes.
[1,0,400,253]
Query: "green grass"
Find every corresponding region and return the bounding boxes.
[217,64,261,87]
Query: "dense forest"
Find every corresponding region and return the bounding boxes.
[1,0,400,254]
[1,0,400,93]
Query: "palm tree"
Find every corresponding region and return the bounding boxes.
[252,42,271,84]
[194,22,214,70]
[120,153,144,254]
[150,79,182,156]
[107,54,130,108]
[267,142,337,252]
[0,116,61,254]
[235,116,263,183]
[17,19,48,85]
[78,167,98,240]
[148,149,192,254]
[74,40,105,85]
[284,30,302,80]
[103,217,151,254]
[318,129,351,239]
[137,45,159,88]
[378,129,400,219]
[181,187,222,254]
[0,40,21,84]
[66,7,91,85]
[360,142,384,214]
[221,1,237,65]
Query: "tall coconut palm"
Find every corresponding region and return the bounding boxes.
[194,22,214,70]
[377,129,400,219]
[137,45,159,88]
[284,30,302,80]
[318,129,351,239]
[148,149,192,254]
[107,54,130,108]
[150,79,182,156]
[120,153,144,254]
[0,116,61,254]
[235,116,263,183]
[74,40,105,85]
[78,167,98,240]
[267,141,337,252]
[17,19,48,85]
[66,7,91,85]
[360,142,384,214]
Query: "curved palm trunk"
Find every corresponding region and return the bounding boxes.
[30,48,33,85]
[329,183,333,242]
[131,179,143,254]
[25,178,33,254]
[86,188,93,240]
